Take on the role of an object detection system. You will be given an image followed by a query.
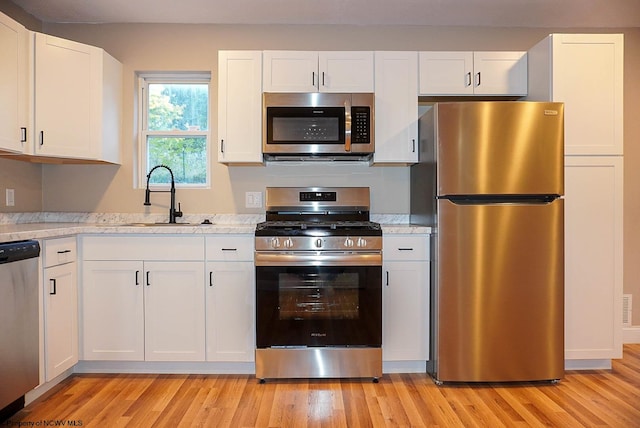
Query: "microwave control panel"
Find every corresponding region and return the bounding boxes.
[351,106,371,143]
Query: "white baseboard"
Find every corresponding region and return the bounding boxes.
[623,326,640,344]
[25,368,74,405]
[383,361,427,373]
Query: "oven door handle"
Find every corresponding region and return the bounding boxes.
[255,251,381,267]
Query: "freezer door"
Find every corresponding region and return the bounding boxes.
[436,102,564,196]
[434,198,564,382]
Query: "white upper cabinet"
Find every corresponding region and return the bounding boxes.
[217,50,263,164]
[32,32,122,163]
[263,51,374,93]
[527,34,623,156]
[373,51,419,164]
[419,51,528,96]
[0,13,28,153]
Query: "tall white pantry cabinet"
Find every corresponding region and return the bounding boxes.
[527,34,624,368]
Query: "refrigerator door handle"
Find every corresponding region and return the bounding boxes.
[440,195,560,205]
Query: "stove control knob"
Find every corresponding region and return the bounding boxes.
[270,237,280,248]
[344,238,354,248]
[315,238,323,248]
[357,237,367,247]
[283,238,294,248]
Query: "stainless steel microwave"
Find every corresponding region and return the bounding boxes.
[263,93,375,161]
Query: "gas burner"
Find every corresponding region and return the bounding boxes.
[256,187,381,239]
[255,220,381,237]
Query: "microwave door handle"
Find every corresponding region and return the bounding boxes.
[344,98,352,152]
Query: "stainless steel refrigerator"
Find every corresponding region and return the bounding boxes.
[411,101,565,383]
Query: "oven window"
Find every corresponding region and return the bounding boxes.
[278,272,360,320]
[256,265,382,348]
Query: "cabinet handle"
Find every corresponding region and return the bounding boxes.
[220,139,224,153]
[476,72,481,86]
[39,130,44,146]
[135,270,140,286]
[412,139,416,153]
[398,248,414,251]
[385,271,389,286]
[20,127,27,143]
[466,72,472,87]
[221,248,237,251]
[50,278,57,295]
[209,271,213,287]
[312,71,316,87]
[146,271,150,286]
[57,249,72,254]
[322,72,325,86]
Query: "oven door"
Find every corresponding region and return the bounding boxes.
[255,251,382,348]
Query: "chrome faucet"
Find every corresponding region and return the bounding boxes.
[144,165,183,223]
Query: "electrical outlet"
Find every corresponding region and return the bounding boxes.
[245,191,263,208]
[6,189,15,207]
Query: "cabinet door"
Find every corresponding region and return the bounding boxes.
[144,261,206,361]
[318,51,374,93]
[263,51,318,92]
[374,51,418,164]
[564,157,623,360]
[472,51,527,96]
[382,261,429,361]
[206,261,255,362]
[218,51,263,163]
[34,33,98,159]
[44,263,78,381]
[553,34,623,155]
[419,51,474,95]
[81,260,144,361]
[0,13,28,153]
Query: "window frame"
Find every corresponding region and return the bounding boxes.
[136,72,211,189]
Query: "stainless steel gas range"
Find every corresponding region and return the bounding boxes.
[254,187,382,382]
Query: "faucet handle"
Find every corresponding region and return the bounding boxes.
[175,202,183,218]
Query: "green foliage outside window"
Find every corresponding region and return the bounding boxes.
[145,82,209,185]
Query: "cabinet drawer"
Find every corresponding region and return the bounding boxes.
[383,235,429,261]
[44,236,77,267]
[206,235,254,261]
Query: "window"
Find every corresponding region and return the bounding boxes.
[138,72,211,187]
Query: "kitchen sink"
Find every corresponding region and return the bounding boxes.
[121,222,194,227]
[94,222,196,227]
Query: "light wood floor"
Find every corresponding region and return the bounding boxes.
[9,344,640,427]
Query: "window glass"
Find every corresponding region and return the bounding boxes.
[138,74,210,187]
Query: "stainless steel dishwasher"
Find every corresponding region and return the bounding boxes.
[0,240,40,420]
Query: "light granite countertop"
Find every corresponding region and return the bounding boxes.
[0,222,431,242]
[0,213,431,242]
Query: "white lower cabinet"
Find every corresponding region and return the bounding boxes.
[382,234,430,362]
[144,261,205,361]
[564,157,623,362]
[81,260,144,360]
[81,236,206,362]
[205,236,255,362]
[43,237,78,381]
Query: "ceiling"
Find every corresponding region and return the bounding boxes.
[9,0,640,27]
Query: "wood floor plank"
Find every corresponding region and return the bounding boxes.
[8,344,640,427]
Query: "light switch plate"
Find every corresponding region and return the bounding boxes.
[6,189,15,207]
[245,191,262,208]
